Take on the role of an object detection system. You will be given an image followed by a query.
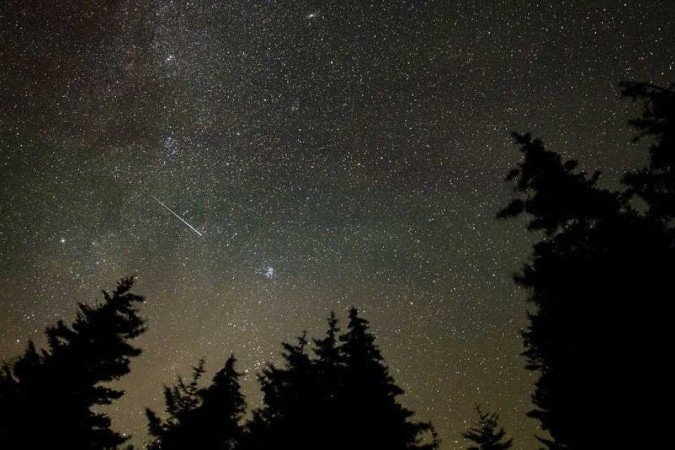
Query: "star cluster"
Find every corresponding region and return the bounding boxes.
[1,1,673,448]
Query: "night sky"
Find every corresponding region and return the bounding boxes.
[1,1,673,448]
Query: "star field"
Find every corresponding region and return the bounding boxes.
[1,1,673,448]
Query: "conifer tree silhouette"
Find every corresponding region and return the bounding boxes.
[146,359,206,450]
[146,355,245,450]
[244,332,320,450]
[311,311,344,444]
[339,308,438,450]
[499,82,674,449]
[313,311,342,378]
[620,82,675,219]
[462,406,513,450]
[0,276,146,450]
[244,309,437,450]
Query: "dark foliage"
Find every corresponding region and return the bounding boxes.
[339,308,437,450]
[243,332,320,450]
[620,82,675,219]
[146,355,245,450]
[244,308,438,450]
[462,406,513,450]
[499,82,675,449]
[0,277,146,450]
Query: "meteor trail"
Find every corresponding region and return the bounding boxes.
[151,195,203,237]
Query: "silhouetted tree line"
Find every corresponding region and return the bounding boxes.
[1,80,672,450]
[147,308,439,450]
[498,81,674,449]
[0,277,145,450]
[0,280,438,450]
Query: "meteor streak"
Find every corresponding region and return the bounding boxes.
[151,195,203,237]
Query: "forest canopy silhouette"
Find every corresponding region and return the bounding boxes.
[0,80,673,450]
[497,81,674,449]
[0,279,438,450]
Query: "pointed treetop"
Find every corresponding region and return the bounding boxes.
[314,311,341,364]
[462,406,513,450]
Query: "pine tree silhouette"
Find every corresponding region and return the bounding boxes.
[146,355,245,450]
[244,309,437,450]
[311,311,344,445]
[339,307,438,450]
[0,276,146,450]
[313,312,342,376]
[244,332,321,450]
[146,359,206,450]
[196,355,246,450]
[620,82,675,219]
[462,407,513,450]
[499,82,675,449]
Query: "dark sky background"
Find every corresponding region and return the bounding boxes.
[1,1,673,448]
